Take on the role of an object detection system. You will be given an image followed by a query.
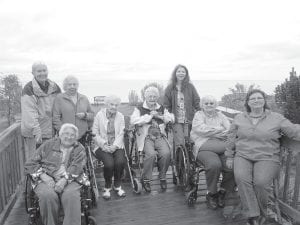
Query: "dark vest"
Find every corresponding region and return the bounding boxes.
[137,104,164,125]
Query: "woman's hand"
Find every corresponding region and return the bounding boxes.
[40,173,55,188]
[54,178,67,194]
[76,112,86,119]
[226,158,234,169]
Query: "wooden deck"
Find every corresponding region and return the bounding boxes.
[3,169,281,225]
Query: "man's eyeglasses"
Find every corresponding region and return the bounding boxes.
[204,102,214,105]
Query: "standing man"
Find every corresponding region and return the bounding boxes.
[21,62,61,160]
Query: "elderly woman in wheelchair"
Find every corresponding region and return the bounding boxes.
[130,86,174,192]
[190,95,235,210]
[24,123,89,225]
[92,95,126,200]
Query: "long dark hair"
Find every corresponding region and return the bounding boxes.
[244,89,270,112]
[169,64,190,90]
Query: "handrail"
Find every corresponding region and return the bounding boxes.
[277,136,300,223]
[0,122,25,225]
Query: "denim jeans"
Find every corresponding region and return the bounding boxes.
[35,181,81,225]
[234,156,280,217]
[142,136,171,181]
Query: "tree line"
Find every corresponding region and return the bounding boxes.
[0,67,299,130]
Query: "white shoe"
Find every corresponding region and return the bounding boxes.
[102,188,111,200]
[114,186,126,197]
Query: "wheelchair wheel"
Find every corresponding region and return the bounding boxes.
[133,178,142,194]
[186,187,198,206]
[175,146,190,188]
[87,216,97,225]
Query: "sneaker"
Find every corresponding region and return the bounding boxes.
[217,190,226,208]
[114,186,126,197]
[102,188,111,200]
[206,192,218,210]
[160,180,167,190]
[142,179,151,192]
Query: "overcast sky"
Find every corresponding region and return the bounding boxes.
[1,0,300,100]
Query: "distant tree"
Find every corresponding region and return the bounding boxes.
[275,67,300,123]
[0,74,22,125]
[141,82,164,105]
[128,90,140,106]
[219,83,259,111]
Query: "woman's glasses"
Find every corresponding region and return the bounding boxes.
[204,102,214,105]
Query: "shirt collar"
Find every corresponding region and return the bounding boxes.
[143,101,160,110]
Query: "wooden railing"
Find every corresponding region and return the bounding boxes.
[0,123,25,225]
[277,137,300,224]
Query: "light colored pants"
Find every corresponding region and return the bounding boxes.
[234,156,280,218]
[23,137,50,161]
[35,182,81,225]
[142,136,171,181]
[173,123,185,149]
[23,137,36,161]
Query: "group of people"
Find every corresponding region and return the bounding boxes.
[22,61,300,225]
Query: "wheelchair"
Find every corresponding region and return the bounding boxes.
[123,126,143,194]
[124,124,172,194]
[167,121,205,206]
[24,130,98,225]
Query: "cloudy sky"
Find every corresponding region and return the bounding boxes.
[1,0,300,100]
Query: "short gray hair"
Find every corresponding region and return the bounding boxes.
[104,95,121,105]
[144,86,159,98]
[201,95,218,108]
[32,61,47,72]
[63,75,79,91]
[59,123,79,139]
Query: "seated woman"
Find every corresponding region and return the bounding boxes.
[92,95,126,199]
[190,95,235,210]
[130,86,174,192]
[24,123,86,225]
[226,89,300,225]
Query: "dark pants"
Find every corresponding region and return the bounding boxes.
[197,139,235,194]
[95,148,126,188]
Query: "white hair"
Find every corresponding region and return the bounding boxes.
[59,123,79,139]
[104,95,121,105]
[63,75,79,91]
[144,86,159,98]
[201,95,218,107]
[32,61,47,72]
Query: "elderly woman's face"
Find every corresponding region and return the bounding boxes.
[60,127,77,147]
[145,93,158,106]
[65,78,79,95]
[202,99,217,113]
[175,67,186,82]
[248,92,265,111]
[107,101,119,114]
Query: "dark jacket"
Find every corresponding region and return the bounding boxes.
[24,138,86,178]
[164,83,200,123]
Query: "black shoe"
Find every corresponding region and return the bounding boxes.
[142,180,151,192]
[246,217,259,225]
[206,192,218,210]
[217,190,226,208]
[160,180,167,190]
